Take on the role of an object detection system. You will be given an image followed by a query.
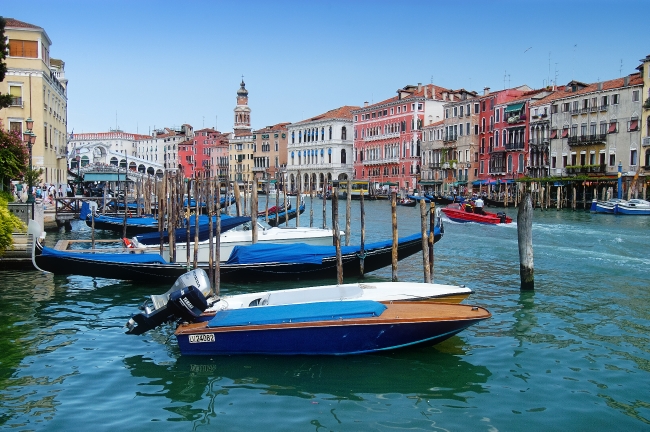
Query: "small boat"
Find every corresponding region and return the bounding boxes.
[616,199,650,215]
[256,202,288,217]
[265,202,305,227]
[397,198,417,207]
[407,195,431,203]
[441,202,511,225]
[590,198,627,214]
[426,195,459,205]
[173,301,489,356]
[31,220,444,283]
[132,220,340,262]
[125,268,474,335]
[86,213,161,235]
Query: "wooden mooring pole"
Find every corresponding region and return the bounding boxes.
[359,188,366,277]
[429,201,435,283]
[251,178,258,243]
[345,179,352,246]
[518,193,534,290]
[332,187,343,284]
[391,191,398,282]
[419,198,431,283]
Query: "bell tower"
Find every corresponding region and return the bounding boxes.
[233,78,251,134]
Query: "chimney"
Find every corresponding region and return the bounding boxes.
[424,86,428,99]
[597,82,603,91]
[484,87,490,96]
[418,83,422,92]
[364,101,369,107]
[442,91,448,101]
[624,76,629,86]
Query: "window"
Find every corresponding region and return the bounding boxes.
[550,129,558,139]
[571,124,577,137]
[496,108,500,123]
[562,103,570,112]
[628,119,639,131]
[551,104,558,114]
[608,121,618,133]
[9,85,22,106]
[8,39,38,58]
[453,107,457,117]
[609,154,615,166]
[563,155,568,167]
[632,90,640,102]
[631,149,637,166]
[612,94,619,104]
[600,122,607,135]
[561,127,569,138]
[474,125,479,135]
[390,108,394,115]
[474,103,480,114]
[459,124,464,136]
[601,95,609,106]
[445,109,449,119]
[581,123,587,136]
[354,115,358,122]
[459,106,464,117]
[552,156,556,168]
[480,160,484,174]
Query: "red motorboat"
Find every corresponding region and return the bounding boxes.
[441,202,512,225]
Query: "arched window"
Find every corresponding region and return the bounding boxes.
[321,128,324,140]
[341,126,347,140]
[507,154,513,172]
[341,149,346,164]
[329,126,332,140]
[645,149,650,167]
[291,131,295,144]
[518,154,524,173]
[299,131,302,143]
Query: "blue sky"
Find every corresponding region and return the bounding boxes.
[3,0,647,134]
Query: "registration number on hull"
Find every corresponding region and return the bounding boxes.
[189,334,215,343]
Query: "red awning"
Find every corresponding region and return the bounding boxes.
[629,120,638,131]
[550,130,558,139]
[608,122,617,133]
[561,129,569,138]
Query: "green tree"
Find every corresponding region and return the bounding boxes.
[0,196,26,256]
[0,17,14,109]
[0,126,28,189]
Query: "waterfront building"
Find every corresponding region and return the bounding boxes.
[286,106,357,193]
[476,86,532,182]
[420,120,445,194]
[420,90,480,194]
[352,84,451,193]
[538,74,643,179]
[136,125,192,173]
[252,123,290,192]
[229,80,254,184]
[1,18,68,186]
[491,89,550,181]
[178,128,229,179]
[639,54,650,168]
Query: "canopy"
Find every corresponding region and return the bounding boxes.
[419,180,443,185]
[505,102,525,113]
[380,182,397,186]
[84,173,128,182]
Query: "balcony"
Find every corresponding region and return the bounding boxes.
[505,142,525,151]
[506,114,526,124]
[10,96,22,107]
[565,164,607,175]
[362,157,399,166]
[441,161,457,170]
[429,162,440,169]
[252,166,267,172]
[364,132,400,142]
[599,104,608,112]
[443,134,457,143]
[567,134,606,146]
[642,137,650,147]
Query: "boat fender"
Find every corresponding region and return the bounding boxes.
[123,237,134,248]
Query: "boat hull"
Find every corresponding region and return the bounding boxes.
[441,204,511,224]
[175,303,490,356]
[34,230,437,283]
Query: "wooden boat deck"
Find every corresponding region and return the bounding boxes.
[176,303,491,335]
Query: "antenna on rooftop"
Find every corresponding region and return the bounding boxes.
[619,59,623,77]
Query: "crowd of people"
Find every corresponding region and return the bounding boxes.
[10,182,74,203]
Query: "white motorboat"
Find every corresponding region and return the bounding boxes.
[615,199,650,215]
[125,269,473,335]
[130,219,342,262]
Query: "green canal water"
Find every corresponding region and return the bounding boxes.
[1,199,649,430]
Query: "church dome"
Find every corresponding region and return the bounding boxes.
[237,80,248,97]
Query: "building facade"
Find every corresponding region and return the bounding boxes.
[252,123,289,191]
[1,18,68,186]
[178,128,229,178]
[640,54,650,169]
[286,106,357,193]
[352,84,451,193]
[543,75,643,179]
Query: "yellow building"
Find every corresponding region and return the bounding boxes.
[1,18,68,186]
[640,54,650,168]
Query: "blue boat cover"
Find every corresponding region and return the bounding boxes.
[407,195,430,202]
[79,202,92,220]
[41,246,168,264]
[91,214,160,226]
[134,215,250,245]
[207,300,386,328]
[225,229,437,265]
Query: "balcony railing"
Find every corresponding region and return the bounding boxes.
[505,142,525,151]
[567,134,606,146]
[506,114,526,124]
[362,157,399,166]
[565,164,606,174]
[10,96,22,106]
[252,166,267,172]
[642,137,650,147]
[529,138,549,146]
[429,162,440,169]
[443,134,457,143]
[363,132,400,142]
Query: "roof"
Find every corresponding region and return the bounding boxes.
[294,105,360,124]
[423,120,445,128]
[355,84,455,112]
[253,122,291,133]
[4,18,42,30]
[530,73,643,107]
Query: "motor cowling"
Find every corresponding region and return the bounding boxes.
[166,285,209,322]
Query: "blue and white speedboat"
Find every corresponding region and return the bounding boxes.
[590,199,626,214]
[615,199,650,215]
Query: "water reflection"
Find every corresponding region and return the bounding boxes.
[123,341,491,409]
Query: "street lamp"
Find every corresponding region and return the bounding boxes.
[23,118,35,204]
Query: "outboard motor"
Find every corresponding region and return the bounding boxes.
[496,212,507,224]
[125,269,212,335]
